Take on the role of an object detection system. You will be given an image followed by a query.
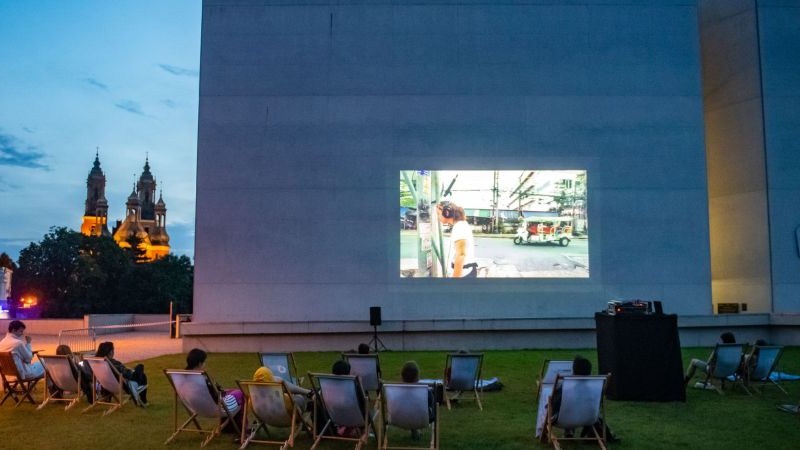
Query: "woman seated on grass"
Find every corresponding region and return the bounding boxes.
[95,341,148,406]
[185,348,244,422]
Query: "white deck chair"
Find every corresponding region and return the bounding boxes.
[377,383,438,450]
[704,343,746,395]
[746,345,786,394]
[259,353,303,386]
[342,354,382,399]
[535,360,573,439]
[443,353,483,410]
[544,375,608,450]
[81,356,145,416]
[164,369,241,447]
[37,354,82,411]
[309,373,372,450]
[237,379,311,449]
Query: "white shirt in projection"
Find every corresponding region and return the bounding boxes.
[446,220,476,277]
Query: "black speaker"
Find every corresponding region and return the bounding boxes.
[369,306,382,326]
[653,301,664,314]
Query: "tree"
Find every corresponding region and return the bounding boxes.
[124,234,149,264]
[12,227,194,317]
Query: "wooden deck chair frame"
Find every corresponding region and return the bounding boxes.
[81,356,144,416]
[376,383,438,450]
[443,353,483,411]
[237,379,311,449]
[702,343,747,395]
[341,353,382,401]
[0,351,43,407]
[258,352,303,386]
[535,360,573,440]
[164,369,241,447]
[745,345,787,395]
[37,354,82,411]
[544,375,608,450]
[308,373,372,450]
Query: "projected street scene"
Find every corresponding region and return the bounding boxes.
[400,170,588,278]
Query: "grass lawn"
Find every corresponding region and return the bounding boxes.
[1,348,799,449]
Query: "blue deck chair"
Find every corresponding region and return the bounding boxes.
[237,379,311,449]
[444,353,483,410]
[703,343,746,395]
[377,383,438,450]
[746,345,787,394]
[308,373,372,450]
[258,352,302,386]
[544,375,608,450]
[535,360,573,439]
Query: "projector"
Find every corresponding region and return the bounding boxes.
[607,300,652,315]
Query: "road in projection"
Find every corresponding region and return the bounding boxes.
[400,231,589,278]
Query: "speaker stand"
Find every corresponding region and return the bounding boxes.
[368,325,388,353]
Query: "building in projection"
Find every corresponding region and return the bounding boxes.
[185,0,800,351]
[80,155,170,261]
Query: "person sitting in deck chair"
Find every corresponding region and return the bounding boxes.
[0,320,44,379]
[254,365,312,412]
[186,348,244,429]
[55,344,94,403]
[95,341,148,405]
[401,361,436,441]
[549,355,618,443]
[684,331,737,385]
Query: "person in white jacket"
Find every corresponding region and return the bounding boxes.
[0,320,44,379]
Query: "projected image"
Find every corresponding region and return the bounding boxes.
[400,170,588,278]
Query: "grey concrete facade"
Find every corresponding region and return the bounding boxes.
[189,0,797,351]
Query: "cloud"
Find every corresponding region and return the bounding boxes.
[162,99,176,108]
[84,77,108,90]
[22,126,35,134]
[115,100,147,116]
[157,64,199,77]
[0,132,48,169]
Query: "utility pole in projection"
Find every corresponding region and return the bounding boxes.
[491,170,499,233]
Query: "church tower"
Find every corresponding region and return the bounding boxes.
[110,157,170,261]
[80,151,110,237]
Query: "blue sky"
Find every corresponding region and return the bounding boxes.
[0,1,201,261]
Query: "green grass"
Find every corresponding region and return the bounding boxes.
[2,348,799,449]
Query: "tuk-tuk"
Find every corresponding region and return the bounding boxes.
[513,216,573,247]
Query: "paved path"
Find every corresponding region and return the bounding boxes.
[28,331,182,363]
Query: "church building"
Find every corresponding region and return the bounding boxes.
[80,154,170,261]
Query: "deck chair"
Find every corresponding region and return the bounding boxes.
[745,345,787,394]
[544,375,608,450]
[535,360,573,439]
[37,354,82,411]
[164,369,241,447]
[0,351,43,407]
[443,353,483,410]
[308,373,372,450]
[703,343,746,395]
[82,356,146,416]
[237,379,311,449]
[259,353,303,386]
[342,353,382,400]
[377,383,438,450]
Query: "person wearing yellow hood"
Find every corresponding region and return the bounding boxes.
[253,366,312,412]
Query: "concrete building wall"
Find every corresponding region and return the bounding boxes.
[758,0,800,313]
[699,0,772,313]
[192,0,712,347]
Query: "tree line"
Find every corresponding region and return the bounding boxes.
[7,227,192,318]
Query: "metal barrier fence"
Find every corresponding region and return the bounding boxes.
[58,327,98,354]
[58,317,187,353]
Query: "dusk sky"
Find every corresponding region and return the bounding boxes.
[0,1,201,261]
